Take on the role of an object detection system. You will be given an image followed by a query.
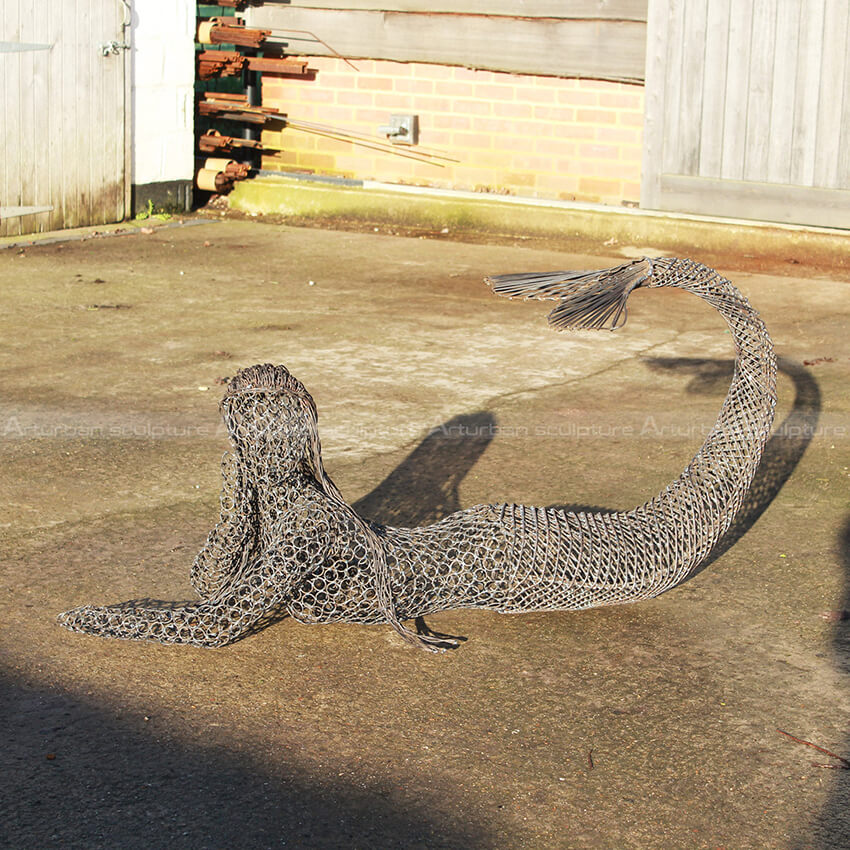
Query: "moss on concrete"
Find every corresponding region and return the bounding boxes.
[231,175,850,273]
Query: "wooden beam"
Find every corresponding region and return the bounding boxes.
[656,174,850,230]
[248,7,647,82]
[258,1,648,20]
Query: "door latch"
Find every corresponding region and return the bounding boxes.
[99,40,129,56]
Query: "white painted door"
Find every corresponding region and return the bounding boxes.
[1,0,129,236]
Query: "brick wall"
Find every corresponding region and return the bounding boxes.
[261,58,644,206]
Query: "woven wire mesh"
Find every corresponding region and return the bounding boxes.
[59,258,777,651]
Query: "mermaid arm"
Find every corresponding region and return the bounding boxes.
[189,452,256,599]
[59,538,300,648]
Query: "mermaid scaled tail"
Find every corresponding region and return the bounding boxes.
[487,257,776,593]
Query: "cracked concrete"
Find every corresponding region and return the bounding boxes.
[2,220,849,849]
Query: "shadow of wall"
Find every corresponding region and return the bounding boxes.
[2,671,491,849]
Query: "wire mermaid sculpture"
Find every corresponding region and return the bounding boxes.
[59,257,777,651]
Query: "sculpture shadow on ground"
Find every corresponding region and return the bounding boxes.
[2,672,491,850]
[834,521,850,679]
[24,416,503,846]
[643,356,821,571]
[353,411,498,527]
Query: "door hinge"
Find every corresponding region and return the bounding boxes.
[0,41,52,53]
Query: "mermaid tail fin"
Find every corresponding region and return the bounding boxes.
[486,257,653,331]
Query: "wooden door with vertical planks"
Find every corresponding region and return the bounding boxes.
[1,0,129,236]
[641,0,850,229]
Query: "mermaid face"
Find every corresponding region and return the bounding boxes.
[220,365,319,479]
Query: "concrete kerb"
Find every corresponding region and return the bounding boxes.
[230,174,850,270]
[0,218,218,251]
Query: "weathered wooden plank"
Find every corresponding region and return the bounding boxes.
[697,0,729,178]
[77,0,95,227]
[0,44,11,237]
[838,8,850,189]
[264,1,649,20]
[719,3,752,180]
[813,0,848,188]
[87,0,103,226]
[98,0,125,223]
[91,0,123,226]
[766,0,800,186]
[46,0,66,233]
[24,2,52,234]
[248,7,647,81]
[0,58,13,237]
[657,173,850,229]
[742,0,776,181]
[18,0,36,230]
[0,2,22,237]
[59,0,79,228]
[122,5,133,217]
[676,0,706,175]
[660,0,685,174]
[639,0,669,208]
[0,205,54,217]
[790,0,825,186]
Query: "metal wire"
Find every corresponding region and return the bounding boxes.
[263,28,360,72]
[283,120,452,167]
[283,117,459,164]
[58,258,777,652]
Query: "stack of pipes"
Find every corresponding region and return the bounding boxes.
[195,158,252,195]
[195,8,452,189]
[197,50,312,81]
[197,17,269,49]
[198,130,263,155]
[198,91,284,125]
[197,50,244,79]
[196,10,320,195]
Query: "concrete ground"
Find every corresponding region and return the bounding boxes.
[1,218,848,849]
